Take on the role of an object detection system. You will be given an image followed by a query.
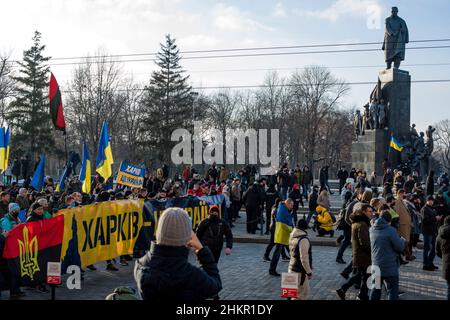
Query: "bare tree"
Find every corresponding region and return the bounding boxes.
[0,53,16,125]
[434,119,450,172]
[65,49,125,163]
[289,65,350,175]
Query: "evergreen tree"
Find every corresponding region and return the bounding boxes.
[7,31,55,159]
[140,34,194,165]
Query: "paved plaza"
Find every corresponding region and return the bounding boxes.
[4,242,446,300]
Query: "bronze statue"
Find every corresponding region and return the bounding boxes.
[382,7,409,69]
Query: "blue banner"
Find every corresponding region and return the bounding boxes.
[116,161,145,188]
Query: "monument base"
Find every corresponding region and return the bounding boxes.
[351,129,389,178]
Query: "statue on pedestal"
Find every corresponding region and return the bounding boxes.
[377,99,387,129]
[362,103,370,134]
[382,7,409,69]
[369,99,378,129]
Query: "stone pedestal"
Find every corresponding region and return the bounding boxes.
[352,68,411,174]
[378,68,411,142]
[351,129,389,176]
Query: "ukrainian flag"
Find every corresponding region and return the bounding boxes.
[96,121,114,181]
[0,128,5,172]
[80,143,91,193]
[274,203,294,246]
[4,128,10,171]
[390,136,404,152]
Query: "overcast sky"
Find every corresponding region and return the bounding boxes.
[2,0,450,132]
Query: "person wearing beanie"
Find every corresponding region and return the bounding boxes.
[288,219,312,300]
[0,203,22,232]
[26,202,44,222]
[135,207,222,301]
[196,205,233,263]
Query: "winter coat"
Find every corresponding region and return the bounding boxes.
[337,169,349,182]
[196,217,233,251]
[26,213,44,223]
[134,245,222,301]
[317,191,331,211]
[370,217,406,277]
[436,221,450,281]
[308,191,318,212]
[288,228,312,275]
[0,202,8,219]
[426,176,435,196]
[219,168,229,182]
[16,195,30,212]
[420,205,438,235]
[0,214,20,232]
[302,170,313,185]
[350,212,372,268]
[316,206,333,232]
[394,199,411,240]
[288,189,304,212]
[265,187,279,212]
[242,186,262,209]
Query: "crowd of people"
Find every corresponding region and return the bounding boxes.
[1,160,450,301]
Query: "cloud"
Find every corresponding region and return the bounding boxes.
[178,34,221,49]
[212,3,274,32]
[274,3,287,18]
[296,0,382,22]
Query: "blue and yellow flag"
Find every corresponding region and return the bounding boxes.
[0,128,5,172]
[96,121,114,181]
[31,155,46,191]
[4,127,10,171]
[274,203,294,246]
[80,143,91,194]
[390,136,404,152]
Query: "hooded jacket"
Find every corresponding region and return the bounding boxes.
[134,245,222,301]
[370,218,406,277]
[316,206,333,232]
[436,221,450,281]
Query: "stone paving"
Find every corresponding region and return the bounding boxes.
[4,243,446,300]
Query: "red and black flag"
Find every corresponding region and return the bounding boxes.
[49,72,66,133]
[2,215,64,286]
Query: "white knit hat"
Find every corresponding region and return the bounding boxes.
[156,208,192,246]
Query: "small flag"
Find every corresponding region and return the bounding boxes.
[96,121,114,181]
[31,155,46,191]
[80,143,91,193]
[4,127,10,171]
[56,160,72,192]
[49,73,66,132]
[390,136,404,152]
[0,127,5,172]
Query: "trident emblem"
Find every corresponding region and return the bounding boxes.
[18,226,40,280]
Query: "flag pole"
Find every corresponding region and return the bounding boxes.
[64,131,68,164]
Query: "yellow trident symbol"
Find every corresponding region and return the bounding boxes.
[18,226,40,280]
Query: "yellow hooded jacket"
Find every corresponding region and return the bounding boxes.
[316,205,333,231]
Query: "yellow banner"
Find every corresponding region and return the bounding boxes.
[58,200,145,268]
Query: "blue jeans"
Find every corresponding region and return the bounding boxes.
[280,187,288,200]
[342,260,353,276]
[370,276,399,300]
[306,210,316,226]
[269,244,284,273]
[302,184,310,198]
[336,227,351,260]
[423,233,437,267]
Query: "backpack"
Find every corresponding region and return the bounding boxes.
[105,287,140,300]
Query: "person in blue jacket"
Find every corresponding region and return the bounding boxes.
[0,203,22,232]
[369,211,406,300]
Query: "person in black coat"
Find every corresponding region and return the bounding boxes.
[26,202,45,222]
[196,205,233,263]
[421,196,440,271]
[288,184,304,226]
[135,208,221,301]
[426,171,435,197]
[242,182,263,234]
[436,215,450,300]
[306,186,319,227]
[264,184,279,234]
[337,167,349,194]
